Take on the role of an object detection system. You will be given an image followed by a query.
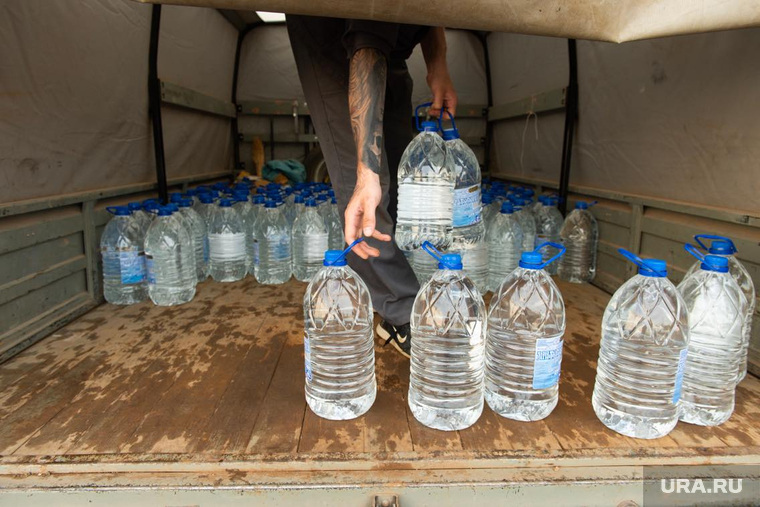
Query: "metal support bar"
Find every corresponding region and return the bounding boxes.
[160,81,236,118]
[148,4,168,205]
[231,30,245,171]
[475,31,493,175]
[81,200,99,299]
[558,39,578,215]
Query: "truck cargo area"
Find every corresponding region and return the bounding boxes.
[1,278,758,503]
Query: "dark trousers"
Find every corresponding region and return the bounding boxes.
[287,16,419,326]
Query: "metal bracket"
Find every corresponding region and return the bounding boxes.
[373,495,399,507]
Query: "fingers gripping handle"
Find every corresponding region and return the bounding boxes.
[414,102,442,132]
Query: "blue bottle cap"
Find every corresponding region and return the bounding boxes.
[177,199,193,208]
[167,203,179,212]
[198,193,214,204]
[264,200,277,209]
[708,240,736,255]
[421,120,438,132]
[127,202,142,211]
[185,188,198,196]
[441,128,459,141]
[331,196,337,204]
[639,259,667,277]
[482,193,493,204]
[438,253,463,270]
[575,201,589,210]
[157,205,173,216]
[294,195,305,204]
[107,206,131,216]
[701,254,729,273]
[500,202,514,214]
[218,199,233,208]
[323,250,347,267]
[169,192,183,202]
[305,198,317,207]
[519,251,543,269]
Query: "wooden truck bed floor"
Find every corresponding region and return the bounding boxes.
[1,277,758,503]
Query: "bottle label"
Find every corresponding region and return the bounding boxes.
[673,347,688,403]
[452,185,482,227]
[303,334,312,382]
[208,233,246,262]
[145,255,156,285]
[397,183,453,221]
[117,250,146,284]
[533,336,564,389]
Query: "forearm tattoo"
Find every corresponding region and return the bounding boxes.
[348,48,387,175]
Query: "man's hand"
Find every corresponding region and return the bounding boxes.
[421,27,457,118]
[344,167,391,259]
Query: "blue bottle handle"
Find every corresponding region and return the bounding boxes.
[684,243,725,271]
[694,234,736,254]
[421,241,444,263]
[324,238,365,266]
[442,107,458,133]
[532,242,567,268]
[617,248,667,277]
[414,102,442,132]
[105,206,119,215]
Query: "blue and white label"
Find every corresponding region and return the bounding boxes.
[673,348,688,403]
[303,335,312,382]
[533,336,564,389]
[453,185,482,228]
[271,234,290,261]
[145,255,156,285]
[118,251,145,284]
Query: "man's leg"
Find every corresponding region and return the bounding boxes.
[287,16,418,327]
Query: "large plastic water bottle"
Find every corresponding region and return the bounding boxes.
[558,201,599,283]
[292,198,328,282]
[326,197,344,251]
[486,243,567,420]
[195,192,217,227]
[592,249,689,439]
[534,197,564,275]
[481,193,497,228]
[512,199,536,254]
[207,199,247,282]
[257,200,292,285]
[127,202,152,237]
[486,202,524,292]
[166,202,197,278]
[303,240,376,420]
[395,104,454,251]
[410,247,438,287]
[144,205,196,306]
[684,235,755,383]
[408,242,486,431]
[246,195,265,277]
[677,245,747,426]
[176,199,208,282]
[101,206,147,305]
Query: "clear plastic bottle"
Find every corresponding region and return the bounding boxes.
[195,192,217,227]
[534,197,564,275]
[166,202,197,279]
[246,195,265,278]
[486,202,524,292]
[481,193,497,229]
[410,247,438,287]
[592,249,689,439]
[326,196,344,251]
[677,246,747,426]
[486,243,567,420]
[176,199,208,282]
[408,243,486,431]
[512,200,536,254]
[558,201,599,283]
[684,235,755,383]
[303,243,376,420]
[144,206,196,306]
[100,206,147,305]
[257,200,292,285]
[395,108,454,251]
[207,199,247,282]
[127,202,152,237]
[292,198,329,282]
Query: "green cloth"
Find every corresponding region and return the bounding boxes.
[262,159,307,184]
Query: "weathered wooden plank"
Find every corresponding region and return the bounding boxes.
[0,209,83,256]
[0,256,87,307]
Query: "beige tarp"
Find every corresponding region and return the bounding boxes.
[135,0,760,43]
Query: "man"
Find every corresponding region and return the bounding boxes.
[287,16,457,358]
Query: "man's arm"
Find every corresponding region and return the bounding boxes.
[421,27,457,118]
[344,48,391,259]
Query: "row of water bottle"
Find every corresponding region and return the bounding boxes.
[100,181,345,307]
[303,234,754,439]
